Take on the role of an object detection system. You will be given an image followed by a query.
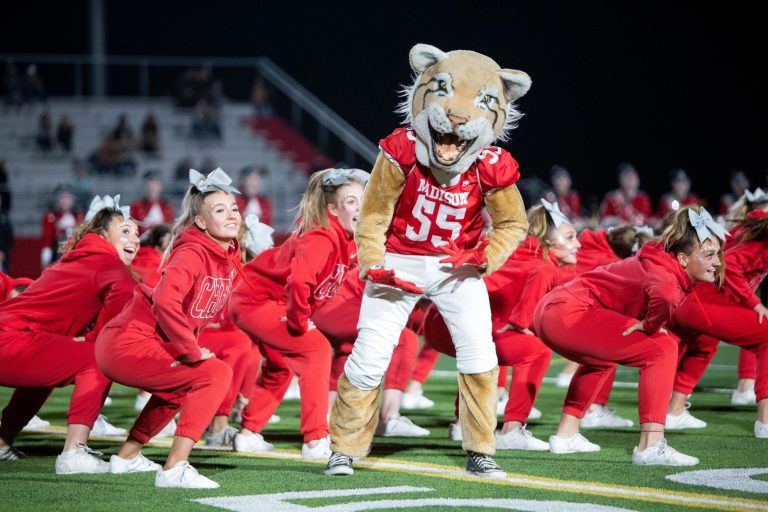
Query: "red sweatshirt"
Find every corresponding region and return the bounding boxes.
[236,215,353,335]
[131,246,162,287]
[562,241,692,334]
[485,236,576,331]
[722,211,768,309]
[0,233,137,342]
[575,230,618,274]
[0,272,33,302]
[115,227,241,363]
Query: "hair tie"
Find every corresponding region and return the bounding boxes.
[540,198,570,228]
[688,207,728,242]
[189,167,241,194]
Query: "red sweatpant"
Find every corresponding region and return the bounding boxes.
[231,298,330,442]
[412,341,440,384]
[739,349,758,380]
[671,283,768,401]
[199,327,253,416]
[95,321,232,443]
[239,343,263,398]
[0,330,111,444]
[424,307,551,423]
[534,289,678,424]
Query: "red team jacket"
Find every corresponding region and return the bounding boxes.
[112,227,241,363]
[599,190,653,225]
[130,198,175,229]
[0,233,137,342]
[656,193,701,219]
[574,230,619,275]
[41,210,85,251]
[236,215,353,335]
[722,211,768,309]
[235,195,273,227]
[561,241,693,334]
[379,128,520,255]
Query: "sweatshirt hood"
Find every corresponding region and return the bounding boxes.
[60,233,120,263]
[174,226,240,262]
[637,240,692,291]
[579,230,613,255]
[511,235,562,266]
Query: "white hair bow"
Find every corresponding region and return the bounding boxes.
[244,214,275,256]
[189,167,241,194]
[85,194,130,221]
[688,207,729,242]
[321,168,370,187]
[540,198,570,228]
[633,225,655,237]
[745,187,768,204]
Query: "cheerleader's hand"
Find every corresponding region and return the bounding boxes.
[754,303,768,324]
[622,322,647,336]
[73,336,85,342]
[171,348,216,367]
[367,266,424,294]
[439,238,489,270]
[496,323,533,336]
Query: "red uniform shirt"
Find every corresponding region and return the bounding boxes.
[544,190,581,218]
[561,241,692,334]
[236,195,273,227]
[41,210,85,251]
[379,128,520,255]
[656,192,701,219]
[130,198,174,230]
[131,246,162,287]
[236,215,353,334]
[575,230,619,274]
[0,233,137,342]
[599,190,653,225]
[722,212,768,309]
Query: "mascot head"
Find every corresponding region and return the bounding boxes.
[398,44,531,174]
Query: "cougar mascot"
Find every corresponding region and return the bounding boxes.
[326,44,531,478]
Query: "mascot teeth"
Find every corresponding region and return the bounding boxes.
[429,127,473,165]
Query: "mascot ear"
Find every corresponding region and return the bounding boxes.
[498,69,532,102]
[409,44,449,73]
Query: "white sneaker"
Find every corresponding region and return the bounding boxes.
[23,415,50,431]
[103,396,112,407]
[732,389,757,405]
[527,407,542,421]
[55,446,111,474]
[110,453,161,473]
[302,436,332,461]
[632,439,699,466]
[153,419,177,439]
[401,391,434,410]
[134,393,150,411]
[666,407,706,430]
[0,445,25,460]
[755,421,768,439]
[233,432,273,453]
[204,426,238,448]
[549,433,601,454]
[268,414,281,424]
[283,381,301,400]
[90,414,127,437]
[496,395,508,416]
[375,414,430,437]
[495,426,549,451]
[448,422,463,441]
[556,372,574,388]
[581,405,634,428]
[155,461,219,489]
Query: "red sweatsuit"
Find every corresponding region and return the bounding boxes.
[534,241,692,424]
[131,246,162,288]
[0,234,136,443]
[230,215,352,442]
[0,272,33,301]
[96,227,240,443]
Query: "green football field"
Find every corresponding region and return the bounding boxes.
[1,343,766,512]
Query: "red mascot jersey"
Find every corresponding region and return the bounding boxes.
[380,128,520,256]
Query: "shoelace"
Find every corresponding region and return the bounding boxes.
[469,452,501,471]
[179,462,201,483]
[74,444,104,458]
[327,452,351,467]
[517,427,533,439]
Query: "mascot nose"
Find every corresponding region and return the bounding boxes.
[448,114,467,131]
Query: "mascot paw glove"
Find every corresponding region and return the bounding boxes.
[367,266,425,294]
[439,238,489,270]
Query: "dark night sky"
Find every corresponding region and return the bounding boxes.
[1,2,765,210]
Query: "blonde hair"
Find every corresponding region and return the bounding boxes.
[59,208,126,255]
[606,225,654,259]
[294,169,365,236]
[725,194,749,229]
[732,214,768,244]
[661,205,724,284]
[162,185,222,264]
[526,204,557,260]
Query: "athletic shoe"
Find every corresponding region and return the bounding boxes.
[401,391,434,410]
[155,461,219,489]
[755,421,768,439]
[527,407,542,421]
[666,408,706,430]
[233,432,273,453]
[153,419,177,439]
[496,395,508,416]
[632,439,699,466]
[549,433,601,454]
[204,426,238,448]
[324,452,354,476]
[465,451,505,479]
[103,396,112,407]
[268,414,281,424]
[0,445,25,461]
[110,453,161,473]
[375,414,430,437]
[283,381,301,400]
[134,393,150,411]
[302,437,332,461]
[55,446,110,474]
[23,415,50,431]
[555,372,574,388]
[495,426,549,451]
[90,415,127,437]
[581,405,634,428]
[448,422,463,442]
[731,388,757,405]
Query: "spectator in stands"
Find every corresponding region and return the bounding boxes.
[0,160,10,213]
[70,159,93,211]
[720,169,750,215]
[0,194,12,273]
[112,114,135,151]
[236,165,273,226]
[21,64,46,106]
[544,164,582,219]
[174,156,195,181]
[656,168,701,219]
[599,162,653,226]
[250,78,274,117]
[176,66,212,108]
[130,169,174,232]
[191,100,222,140]
[200,157,216,174]
[56,114,74,153]
[36,111,54,152]
[139,113,160,155]
[3,65,23,110]
[40,185,83,268]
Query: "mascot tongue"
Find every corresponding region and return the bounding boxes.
[434,132,466,164]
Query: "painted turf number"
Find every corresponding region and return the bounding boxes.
[405,195,466,246]
[666,467,768,494]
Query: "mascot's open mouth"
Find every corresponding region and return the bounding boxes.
[429,125,474,166]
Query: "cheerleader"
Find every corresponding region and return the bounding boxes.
[535,206,724,465]
[0,196,138,472]
[96,168,242,489]
[229,168,367,460]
